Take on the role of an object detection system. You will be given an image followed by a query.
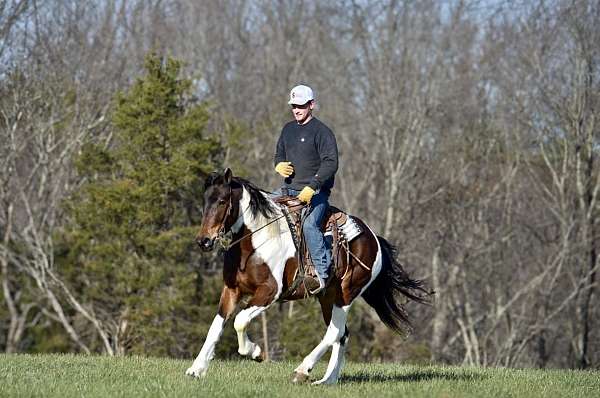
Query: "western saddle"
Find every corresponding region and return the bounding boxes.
[273,195,359,298]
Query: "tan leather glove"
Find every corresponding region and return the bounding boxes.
[275,161,294,177]
[297,186,316,203]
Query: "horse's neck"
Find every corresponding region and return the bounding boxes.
[237,187,293,250]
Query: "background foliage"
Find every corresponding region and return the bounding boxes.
[1,0,599,369]
[56,53,223,356]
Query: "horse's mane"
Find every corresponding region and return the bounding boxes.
[231,177,277,220]
[204,171,277,220]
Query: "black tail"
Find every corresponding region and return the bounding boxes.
[362,236,432,334]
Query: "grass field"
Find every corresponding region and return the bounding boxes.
[0,354,599,398]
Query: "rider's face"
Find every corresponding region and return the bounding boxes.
[291,101,314,125]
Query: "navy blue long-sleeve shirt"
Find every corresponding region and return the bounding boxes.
[274,117,338,193]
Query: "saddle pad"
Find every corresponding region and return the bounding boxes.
[325,215,362,242]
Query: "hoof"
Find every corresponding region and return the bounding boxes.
[185,366,207,378]
[312,377,337,385]
[253,349,266,363]
[291,371,310,384]
[251,344,265,362]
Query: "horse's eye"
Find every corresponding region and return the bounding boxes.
[218,199,226,205]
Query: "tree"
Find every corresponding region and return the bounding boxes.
[0,66,108,353]
[56,52,223,355]
[506,1,600,368]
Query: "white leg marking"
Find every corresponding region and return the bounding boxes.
[313,338,348,385]
[234,305,267,359]
[295,305,350,380]
[186,314,225,377]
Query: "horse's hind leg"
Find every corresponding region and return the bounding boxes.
[315,291,350,384]
[316,327,350,385]
[292,304,350,385]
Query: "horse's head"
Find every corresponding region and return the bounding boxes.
[196,168,240,251]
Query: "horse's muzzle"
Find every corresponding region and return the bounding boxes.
[196,236,215,252]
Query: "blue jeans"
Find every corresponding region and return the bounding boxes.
[272,188,331,280]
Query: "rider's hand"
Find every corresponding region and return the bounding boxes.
[297,186,316,203]
[275,161,294,178]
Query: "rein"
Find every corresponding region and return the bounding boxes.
[217,212,289,251]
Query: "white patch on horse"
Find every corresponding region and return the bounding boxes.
[239,187,295,300]
[357,221,383,295]
[230,206,246,234]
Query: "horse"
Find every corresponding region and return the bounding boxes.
[185,168,429,384]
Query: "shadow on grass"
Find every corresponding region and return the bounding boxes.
[340,369,486,384]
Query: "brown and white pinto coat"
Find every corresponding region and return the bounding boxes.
[186,169,428,384]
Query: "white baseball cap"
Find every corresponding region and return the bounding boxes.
[288,85,314,105]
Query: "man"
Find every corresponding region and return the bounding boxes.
[274,84,339,294]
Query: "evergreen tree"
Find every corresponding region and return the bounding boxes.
[56,53,225,356]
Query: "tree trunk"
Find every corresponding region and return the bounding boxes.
[261,312,270,361]
[430,247,447,362]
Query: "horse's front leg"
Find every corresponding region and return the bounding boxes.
[234,283,278,361]
[186,286,238,378]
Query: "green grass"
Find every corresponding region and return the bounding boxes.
[0,354,598,398]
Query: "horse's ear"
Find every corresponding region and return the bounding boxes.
[204,172,220,189]
[223,168,232,184]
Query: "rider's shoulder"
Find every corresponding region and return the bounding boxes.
[282,120,299,132]
[285,120,299,127]
[312,118,334,135]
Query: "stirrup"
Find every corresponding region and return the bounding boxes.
[306,274,326,295]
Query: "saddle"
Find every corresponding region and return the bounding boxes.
[273,195,362,297]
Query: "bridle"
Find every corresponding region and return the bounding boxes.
[215,184,235,240]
